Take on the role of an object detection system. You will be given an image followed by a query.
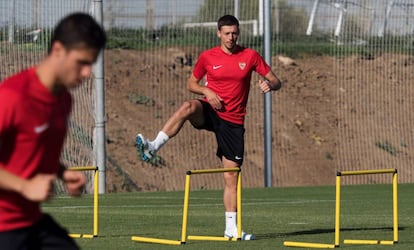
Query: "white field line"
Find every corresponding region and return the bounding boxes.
[43,199,334,209]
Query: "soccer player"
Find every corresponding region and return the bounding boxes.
[135,14,281,240]
[0,12,106,249]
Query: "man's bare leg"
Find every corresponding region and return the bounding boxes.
[222,157,255,240]
[223,157,239,212]
[161,100,204,138]
[135,100,204,161]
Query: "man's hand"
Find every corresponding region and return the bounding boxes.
[259,79,282,93]
[204,88,224,110]
[21,174,56,202]
[259,79,272,93]
[62,170,86,196]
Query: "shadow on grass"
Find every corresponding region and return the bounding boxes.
[257,227,405,239]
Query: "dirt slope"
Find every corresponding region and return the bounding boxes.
[104,48,414,192]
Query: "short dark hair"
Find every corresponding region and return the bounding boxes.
[217,15,239,30]
[49,12,106,53]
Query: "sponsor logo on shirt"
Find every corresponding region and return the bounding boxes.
[34,123,49,134]
[213,65,223,70]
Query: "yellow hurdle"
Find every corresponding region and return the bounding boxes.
[131,167,242,245]
[334,175,341,246]
[237,169,242,239]
[343,239,395,245]
[335,169,398,246]
[284,168,398,249]
[180,174,191,243]
[68,234,81,238]
[131,236,183,245]
[68,233,95,239]
[283,241,336,248]
[187,235,238,241]
[344,239,379,245]
[67,166,99,238]
[68,166,98,172]
[283,175,340,249]
[393,171,399,243]
[186,167,240,175]
[380,240,395,245]
[339,168,396,176]
[186,167,242,241]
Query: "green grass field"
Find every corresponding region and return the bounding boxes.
[43,184,414,250]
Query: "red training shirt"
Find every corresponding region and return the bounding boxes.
[0,67,71,232]
[192,46,271,125]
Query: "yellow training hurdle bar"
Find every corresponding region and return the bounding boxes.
[284,168,398,248]
[67,166,99,239]
[283,241,336,248]
[131,167,242,245]
[336,168,398,246]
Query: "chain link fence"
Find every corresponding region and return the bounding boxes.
[1,0,413,191]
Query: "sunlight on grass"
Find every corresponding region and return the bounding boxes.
[43,184,414,250]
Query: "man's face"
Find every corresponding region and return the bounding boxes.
[217,25,239,51]
[54,42,99,89]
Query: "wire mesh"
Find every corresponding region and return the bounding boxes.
[1,0,413,190]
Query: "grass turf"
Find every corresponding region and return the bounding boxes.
[43,184,414,249]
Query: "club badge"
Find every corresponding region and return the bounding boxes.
[239,62,246,70]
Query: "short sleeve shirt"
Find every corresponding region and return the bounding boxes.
[0,67,71,232]
[192,46,271,124]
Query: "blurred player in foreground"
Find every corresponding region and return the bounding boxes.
[136,14,281,240]
[0,12,106,249]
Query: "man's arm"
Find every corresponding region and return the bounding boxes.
[187,74,223,110]
[58,163,85,197]
[0,168,55,202]
[259,71,282,92]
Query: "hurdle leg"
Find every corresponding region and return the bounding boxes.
[237,171,242,240]
[93,168,99,236]
[67,166,99,238]
[334,174,341,247]
[393,171,398,243]
[180,174,191,243]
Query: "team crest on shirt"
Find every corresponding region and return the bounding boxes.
[239,62,246,70]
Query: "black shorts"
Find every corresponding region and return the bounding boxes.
[193,100,245,166]
[0,214,79,250]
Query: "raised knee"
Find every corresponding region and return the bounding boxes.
[178,101,197,116]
